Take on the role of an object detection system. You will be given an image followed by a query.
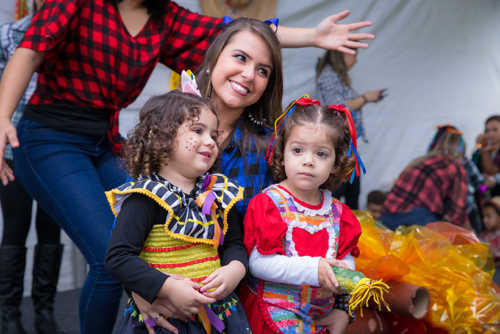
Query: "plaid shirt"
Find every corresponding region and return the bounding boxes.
[0,14,35,160]
[462,157,484,213]
[383,155,468,226]
[19,0,223,153]
[219,123,271,212]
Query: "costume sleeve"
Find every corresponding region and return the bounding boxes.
[337,203,361,259]
[249,247,320,286]
[218,208,248,274]
[160,1,223,72]
[243,193,288,256]
[444,162,468,226]
[105,194,169,304]
[19,0,81,52]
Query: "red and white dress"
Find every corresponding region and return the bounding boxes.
[241,185,361,334]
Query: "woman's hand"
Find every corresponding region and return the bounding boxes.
[318,258,339,293]
[0,119,18,185]
[158,276,216,318]
[363,90,384,103]
[200,261,246,300]
[132,292,181,334]
[314,10,374,54]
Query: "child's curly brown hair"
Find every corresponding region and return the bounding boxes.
[269,103,356,191]
[123,90,217,178]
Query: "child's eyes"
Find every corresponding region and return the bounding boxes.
[292,147,302,154]
[192,127,203,134]
[317,151,328,158]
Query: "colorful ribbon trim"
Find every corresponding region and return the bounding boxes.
[197,175,225,247]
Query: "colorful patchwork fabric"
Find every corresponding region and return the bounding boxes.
[256,185,343,334]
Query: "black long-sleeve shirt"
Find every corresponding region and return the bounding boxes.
[105,193,248,303]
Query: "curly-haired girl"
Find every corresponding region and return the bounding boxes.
[241,96,363,334]
[105,90,251,334]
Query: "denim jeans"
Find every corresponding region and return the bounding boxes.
[14,118,127,334]
[381,207,438,231]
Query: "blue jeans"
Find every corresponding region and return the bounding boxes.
[14,118,127,334]
[381,207,438,231]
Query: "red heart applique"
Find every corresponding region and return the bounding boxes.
[292,228,329,257]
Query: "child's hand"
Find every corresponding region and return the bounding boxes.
[159,276,216,318]
[315,309,349,334]
[318,258,339,293]
[200,261,246,300]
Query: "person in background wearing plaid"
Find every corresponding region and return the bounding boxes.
[0,0,374,332]
[381,125,469,230]
[0,1,66,333]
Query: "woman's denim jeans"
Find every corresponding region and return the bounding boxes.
[14,118,127,334]
[381,207,438,231]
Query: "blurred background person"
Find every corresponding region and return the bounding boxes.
[315,50,384,209]
[381,125,468,230]
[365,190,386,224]
[473,115,500,197]
[478,197,500,286]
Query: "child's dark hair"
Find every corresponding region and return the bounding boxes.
[124,90,217,178]
[483,199,500,216]
[367,190,386,205]
[486,115,500,125]
[269,104,355,190]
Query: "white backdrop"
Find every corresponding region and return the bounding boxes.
[1,0,499,200]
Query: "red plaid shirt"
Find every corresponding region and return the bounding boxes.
[383,155,468,226]
[19,0,223,153]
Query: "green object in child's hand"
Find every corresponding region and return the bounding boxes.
[331,266,365,294]
[331,266,391,316]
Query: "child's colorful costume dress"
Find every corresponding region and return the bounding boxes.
[241,185,361,334]
[105,173,251,334]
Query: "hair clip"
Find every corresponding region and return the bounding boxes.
[223,16,280,31]
[181,70,201,97]
[327,104,366,183]
[265,94,320,163]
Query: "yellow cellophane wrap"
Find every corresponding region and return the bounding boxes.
[353,211,500,333]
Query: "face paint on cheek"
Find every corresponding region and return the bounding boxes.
[184,137,198,152]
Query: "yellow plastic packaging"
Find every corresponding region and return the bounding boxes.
[353,211,500,333]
